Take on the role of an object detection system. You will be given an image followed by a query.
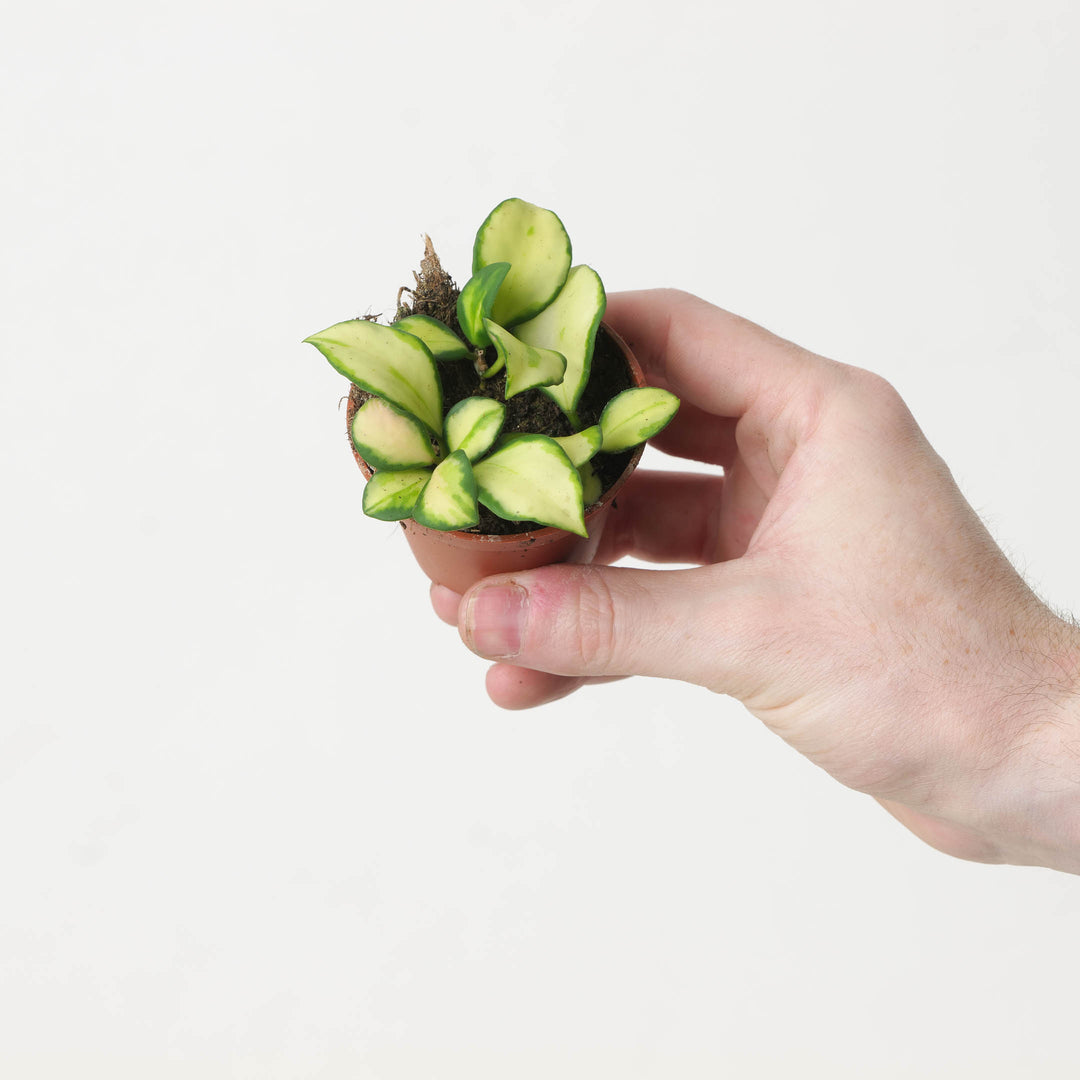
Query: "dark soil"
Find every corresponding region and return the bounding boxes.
[352,239,635,535]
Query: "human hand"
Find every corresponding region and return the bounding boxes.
[430,289,1080,873]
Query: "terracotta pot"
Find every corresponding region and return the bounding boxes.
[346,324,646,594]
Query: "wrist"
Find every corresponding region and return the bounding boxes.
[980,611,1080,873]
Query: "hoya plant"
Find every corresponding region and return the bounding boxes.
[305,198,679,537]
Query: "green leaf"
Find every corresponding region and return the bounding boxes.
[578,460,603,506]
[480,351,506,380]
[552,425,601,467]
[362,468,431,521]
[456,263,510,348]
[599,387,680,453]
[411,450,479,531]
[445,397,505,462]
[393,315,471,361]
[483,319,567,399]
[350,398,438,471]
[514,265,605,423]
[472,198,572,327]
[473,435,586,537]
[305,320,443,436]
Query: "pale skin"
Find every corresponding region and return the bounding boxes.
[430,290,1080,874]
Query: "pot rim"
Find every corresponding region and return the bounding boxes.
[345,322,645,546]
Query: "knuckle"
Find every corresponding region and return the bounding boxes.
[569,569,620,672]
[659,286,696,306]
[842,365,906,415]
[835,365,921,440]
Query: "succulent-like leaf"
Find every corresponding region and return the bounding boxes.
[362,468,431,522]
[411,449,479,531]
[552,425,602,468]
[472,198,572,327]
[393,315,471,361]
[305,320,443,436]
[483,319,567,399]
[513,265,605,423]
[445,397,505,462]
[350,398,439,471]
[578,460,603,506]
[599,387,680,453]
[473,435,586,537]
[456,263,510,348]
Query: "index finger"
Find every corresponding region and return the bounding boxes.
[605,289,816,418]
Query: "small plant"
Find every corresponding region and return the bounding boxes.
[305,198,679,537]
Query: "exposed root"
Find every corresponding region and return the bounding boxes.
[394,234,459,327]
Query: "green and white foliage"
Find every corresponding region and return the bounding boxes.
[350,397,438,471]
[456,263,510,348]
[599,387,680,453]
[473,436,586,537]
[473,198,572,327]
[307,198,682,534]
[552,426,601,468]
[577,460,603,507]
[392,315,471,361]
[445,397,505,462]
[361,468,431,522]
[483,319,567,399]
[514,264,605,425]
[411,450,478,532]
[305,319,443,436]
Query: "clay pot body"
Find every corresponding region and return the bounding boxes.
[347,324,645,594]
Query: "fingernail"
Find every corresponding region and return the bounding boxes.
[465,583,528,659]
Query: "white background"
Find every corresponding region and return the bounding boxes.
[2,1,1079,1076]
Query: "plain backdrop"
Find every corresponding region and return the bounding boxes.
[2,1,1078,1077]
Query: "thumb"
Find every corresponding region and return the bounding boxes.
[458,562,763,689]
